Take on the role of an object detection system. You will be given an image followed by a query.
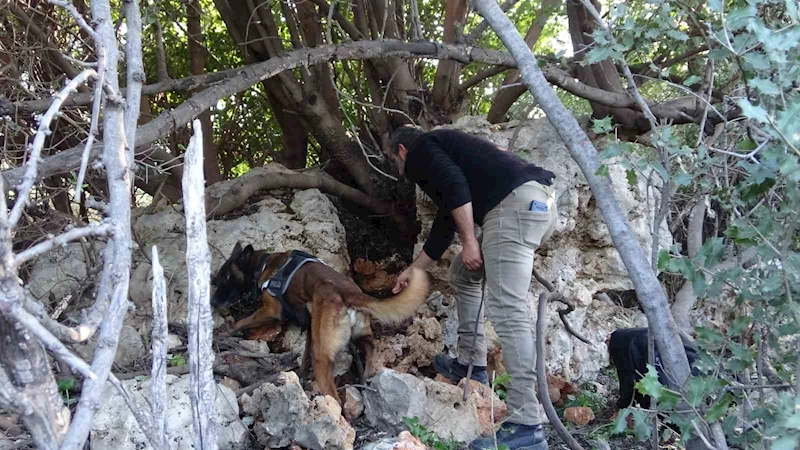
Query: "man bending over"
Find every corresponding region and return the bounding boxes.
[388,125,557,450]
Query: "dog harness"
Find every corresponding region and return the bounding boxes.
[259,250,323,329]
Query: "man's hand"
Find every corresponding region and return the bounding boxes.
[462,237,483,271]
[392,250,434,294]
[392,267,411,294]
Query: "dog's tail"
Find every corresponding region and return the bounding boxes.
[350,267,430,325]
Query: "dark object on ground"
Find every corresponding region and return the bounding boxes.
[609,327,699,409]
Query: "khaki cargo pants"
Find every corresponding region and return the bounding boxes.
[449,180,557,426]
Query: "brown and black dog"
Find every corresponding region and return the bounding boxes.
[210,243,430,404]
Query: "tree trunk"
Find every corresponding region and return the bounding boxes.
[0,309,70,449]
[213,0,377,194]
[487,0,559,123]
[187,0,221,186]
[431,0,468,120]
[566,0,646,132]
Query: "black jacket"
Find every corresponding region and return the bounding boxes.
[404,128,555,260]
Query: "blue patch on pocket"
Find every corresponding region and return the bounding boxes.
[530,200,548,212]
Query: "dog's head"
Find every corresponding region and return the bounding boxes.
[211,242,266,309]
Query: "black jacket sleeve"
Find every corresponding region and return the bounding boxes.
[423,210,456,261]
[406,137,472,212]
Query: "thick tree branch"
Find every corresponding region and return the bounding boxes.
[206,169,392,218]
[459,65,509,92]
[3,40,721,189]
[471,0,694,393]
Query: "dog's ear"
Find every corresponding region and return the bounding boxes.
[240,244,254,262]
[231,242,242,258]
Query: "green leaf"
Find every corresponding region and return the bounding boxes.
[728,316,752,337]
[739,139,758,151]
[787,0,799,21]
[706,392,734,423]
[708,0,723,12]
[613,408,632,435]
[737,98,770,123]
[626,169,638,187]
[683,75,702,86]
[631,409,651,442]
[635,365,665,400]
[596,165,610,177]
[598,142,627,160]
[743,52,772,71]
[657,250,672,271]
[674,171,693,187]
[585,46,620,65]
[57,378,76,393]
[666,29,689,41]
[750,78,781,96]
[771,435,799,450]
[685,377,713,407]
[592,116,614,134]
[726,5,757,30]
[786,412,800,430]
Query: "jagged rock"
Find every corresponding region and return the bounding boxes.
[365,369,485,445]
[241,371,354,450]
[344,386,364,420]
[90,374,248,450]
[458,379,506,436]
[364,369,426,432]
[241,372,309,448]
[361,431,428,450]
[564,406,595,426]
[296,395,355,450]
[422,378,482,444]
[166,334,183,350]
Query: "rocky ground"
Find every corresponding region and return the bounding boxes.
[2,116,716,450]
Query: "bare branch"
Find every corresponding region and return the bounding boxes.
[459,65,509,92]
[124,0,146,147]
[409,0,423,40]
[8,69,97,229]
[150,245,169,450]
[465,0,518,44]
[183,119,218,450]
[14,221,111,267]
[48,0,100,41]
[60,0,136,446]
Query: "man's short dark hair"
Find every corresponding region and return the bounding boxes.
[389,125,424,155]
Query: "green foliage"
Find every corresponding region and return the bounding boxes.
[492,372,512,401]
[168,354,187,367]
[58,377,78,406]
[403,417,464,450]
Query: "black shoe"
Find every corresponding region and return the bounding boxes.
[469,422,549,450]
[433,354,489,385]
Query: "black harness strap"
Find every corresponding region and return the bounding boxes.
[261,250,322,329]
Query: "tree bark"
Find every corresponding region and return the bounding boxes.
[566,0,645,132]
[431,0,468,119]
[487,0,559,123]
[182,120,218,450]
[471,0,693,391]
[60,0,136,446]
[187,0,221,185]
[0,311,70,448]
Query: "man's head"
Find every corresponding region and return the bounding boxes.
[388,125,424,176]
